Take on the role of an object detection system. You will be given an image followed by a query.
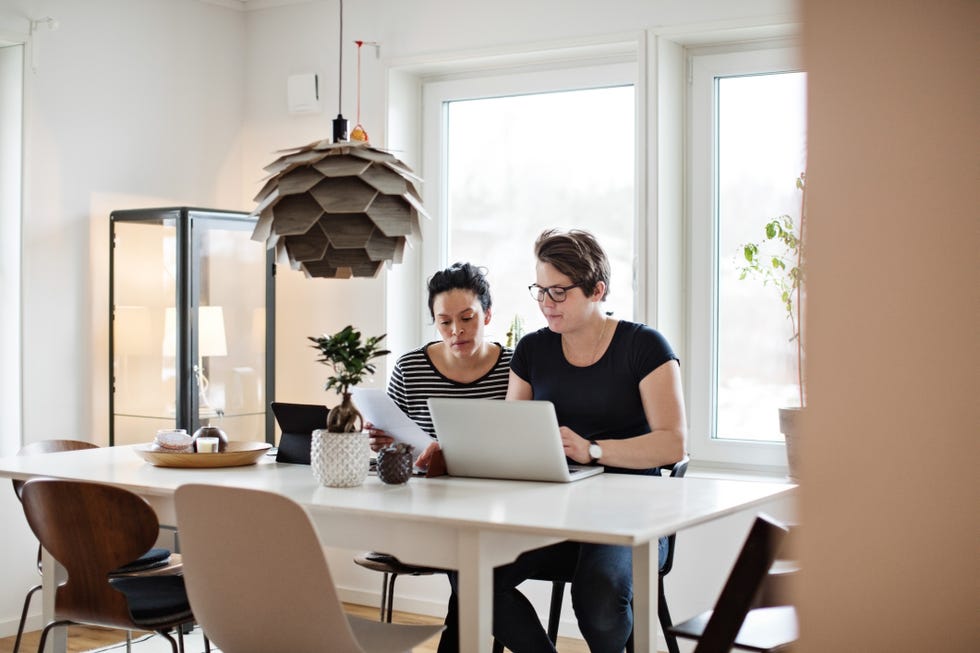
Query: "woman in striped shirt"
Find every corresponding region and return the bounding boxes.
[367,261,513,467]
[366,261,511,653]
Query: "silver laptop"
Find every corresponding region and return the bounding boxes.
[427,398,604,482]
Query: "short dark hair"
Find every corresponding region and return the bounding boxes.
[426,262,493,320]
[534,229,610,300]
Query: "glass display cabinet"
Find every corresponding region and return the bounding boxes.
[109,207,275,446]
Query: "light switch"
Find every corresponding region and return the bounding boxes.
[287,73,320,114]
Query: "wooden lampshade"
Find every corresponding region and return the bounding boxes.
[250,140,426,278]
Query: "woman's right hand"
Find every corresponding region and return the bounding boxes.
[365,422,395,452]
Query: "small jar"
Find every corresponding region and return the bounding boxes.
[192,425,229,452]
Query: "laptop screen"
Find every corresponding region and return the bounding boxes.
[427,398,602,483]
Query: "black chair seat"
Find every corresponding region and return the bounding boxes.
[110,574,194,628]
[115,547,172,573]
[670,606,797,652]
[353,551,450,622]
[355,551,448,576]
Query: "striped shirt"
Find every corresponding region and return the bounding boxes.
[387,342,513,438]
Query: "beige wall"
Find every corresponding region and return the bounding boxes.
[800,1,977,650]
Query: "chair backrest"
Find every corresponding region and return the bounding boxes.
[658,455,690,480]
[19,478,160,629]
[12,440,98,499]
[17,439,98,456]
[694,514,788,653]
[657,454,690,576]
[753,524,799,609]
[175,484,365,653]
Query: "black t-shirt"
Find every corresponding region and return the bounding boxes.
[510,320,678,474]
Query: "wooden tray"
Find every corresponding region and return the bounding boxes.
[134,441,272,468]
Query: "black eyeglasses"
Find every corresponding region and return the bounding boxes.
[528,283,581,303]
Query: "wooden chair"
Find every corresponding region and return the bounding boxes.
[667,514,796,653]
[174,483,445,653]
[492,455,691,653]
[10,440,177,653]
[19,479,200,653]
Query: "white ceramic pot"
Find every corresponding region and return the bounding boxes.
[779,407,804,482]
[311,429,371,487]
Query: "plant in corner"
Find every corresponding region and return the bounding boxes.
[736,172,807,477]
[309,325,390,432]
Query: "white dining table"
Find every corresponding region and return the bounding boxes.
[0,445,794,653]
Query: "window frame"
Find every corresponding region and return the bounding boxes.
[0,36,25,457]
[686,42,803,471]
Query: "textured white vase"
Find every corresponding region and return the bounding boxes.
[311,429,371,487]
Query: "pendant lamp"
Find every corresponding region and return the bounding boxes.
[249,0,425,279]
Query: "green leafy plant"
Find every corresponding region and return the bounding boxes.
[505,314,525,349]
[736,173,807,407]
[309,325,389,432]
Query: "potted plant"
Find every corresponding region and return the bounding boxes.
[307,325,389,486]
[736,172,807,478]
[309,325,389,430]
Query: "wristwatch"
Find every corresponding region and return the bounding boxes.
[588,439,603,464]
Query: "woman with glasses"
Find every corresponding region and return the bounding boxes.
[494,228,687,653]
[365,261,512,653]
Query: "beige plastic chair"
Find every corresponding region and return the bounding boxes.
[174,484,445,653]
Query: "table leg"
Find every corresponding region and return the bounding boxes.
[455,529,494,653]
[632,541,657,653]
[41,547,66,653]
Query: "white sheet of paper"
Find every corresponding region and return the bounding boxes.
[351,387,435,454]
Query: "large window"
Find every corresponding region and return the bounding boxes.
[688,45,806,468]
[421,61,637,344]
[403,36,804,472]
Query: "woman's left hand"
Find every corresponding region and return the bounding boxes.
[559,426,591,464]
[414,440,442,470]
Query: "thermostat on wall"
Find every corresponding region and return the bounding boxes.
[287,73,320,114]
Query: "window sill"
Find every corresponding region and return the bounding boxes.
[686,460,795,484]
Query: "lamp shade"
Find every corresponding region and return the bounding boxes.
[198,306,228,358]
[162,306,227,358]
[250,140,427,279]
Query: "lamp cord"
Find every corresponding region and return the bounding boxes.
[355,40,362,125]
[337,0,343,114]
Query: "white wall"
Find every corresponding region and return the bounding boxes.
[0,0,802,646]
[0,0,247,635]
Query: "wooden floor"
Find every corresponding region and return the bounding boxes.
[0,603,596,653]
